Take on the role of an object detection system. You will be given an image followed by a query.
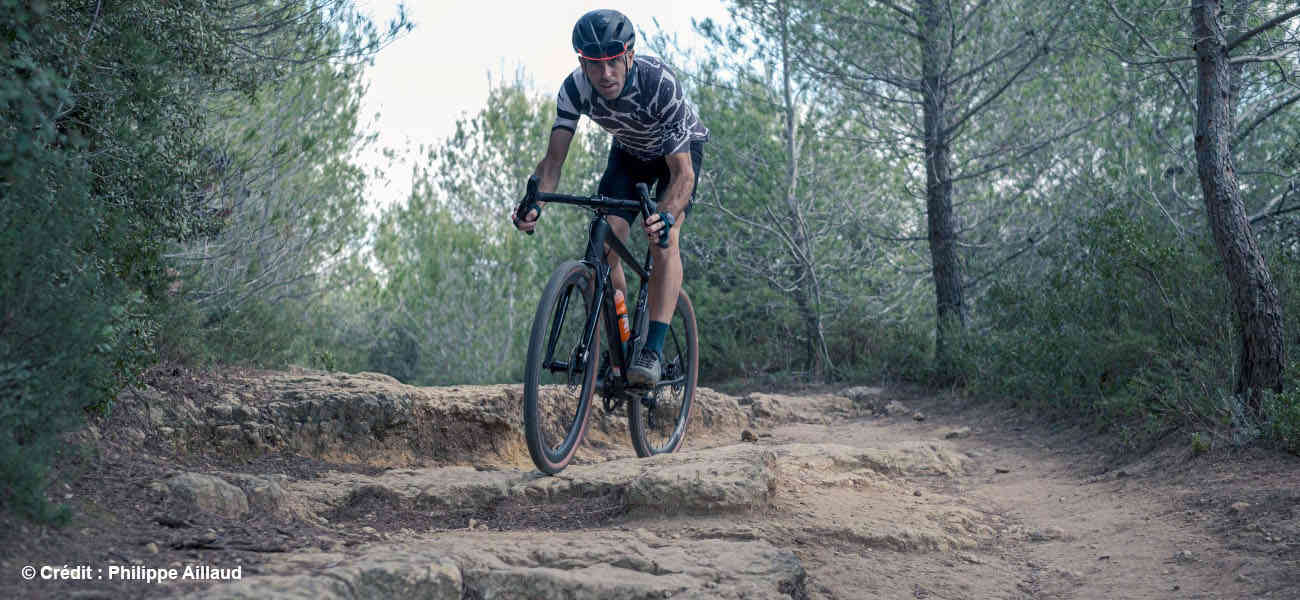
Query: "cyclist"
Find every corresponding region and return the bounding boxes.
[512,9,708,387]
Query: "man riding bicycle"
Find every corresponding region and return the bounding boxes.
[512,9,708,387]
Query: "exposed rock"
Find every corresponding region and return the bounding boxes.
[162,473,249,519]
[912,411,926,421]
[943,427,972,439]
[214,472,296,521]
[288,444,780,521]
[1027,526,1067,542]
[178,553,462,600]
[775,442,972,480]
[186,531,807,600]
[742,429,758,442]
[113,373,753,468]
[840,386,884,410]
[882,400,912,417]
[747,393,855,423]
[693,387,750,431]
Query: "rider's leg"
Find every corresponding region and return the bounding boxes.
[600,215,632,379]
[628,143,701,386]
[605,215,631,300]
[645,142,701,350]
[647,212,684,324]
[628,211,684,386]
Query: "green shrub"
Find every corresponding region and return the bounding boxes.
[1261,362,1300,454]
[963,206,1237,441]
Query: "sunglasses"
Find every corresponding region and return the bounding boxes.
[577,40,629,62]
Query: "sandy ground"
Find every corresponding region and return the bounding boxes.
[1,381,1296,599]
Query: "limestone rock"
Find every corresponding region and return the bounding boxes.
[746,393,854,423]
[110,371,758,468]
[187,531,806,600]
[942,427,972,439]
[840,386,884,410]
[179,554,462,599]
[882,400,912,417]
[288,444,780,521]
[214,472,295,520]
[163,473,249,519]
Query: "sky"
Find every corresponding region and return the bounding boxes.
[351,1,733,210]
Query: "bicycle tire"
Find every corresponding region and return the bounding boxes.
[628,288,697,458]
[523,260,601,474]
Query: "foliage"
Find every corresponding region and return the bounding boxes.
[1261,372,1300,455]
[647,15,927,382]
[157,40,376,369]
[364,81,608,384]
[958,206,1242,443]
[0,0,406,520]
[11,0,1300,526]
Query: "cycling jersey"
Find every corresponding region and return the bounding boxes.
[553,55,709,161]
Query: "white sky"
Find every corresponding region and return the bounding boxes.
[352,1,733,211]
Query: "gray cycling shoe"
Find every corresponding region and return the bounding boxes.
[626,349,662,387]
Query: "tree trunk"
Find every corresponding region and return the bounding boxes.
[779,0,831,379]
[920,0,965,374]
[1190,0,1285,409]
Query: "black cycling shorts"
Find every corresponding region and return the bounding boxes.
[597,140,704,225]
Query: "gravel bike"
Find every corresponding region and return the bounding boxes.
[514,175,698,475]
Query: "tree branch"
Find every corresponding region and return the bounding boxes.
[1229,50,1300,64]
[944,44,1048,139]
[1236,90,1300,144]
[874,0,915,23]
[1249,181,1297,223]
[1106,0,1193,103]
[1227,6,1300,52]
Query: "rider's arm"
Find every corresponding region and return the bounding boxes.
[534,128,574,200]
[516,129,574,232]
[649,65,694,221]
[659,151,694,218]
[644,151,693,245]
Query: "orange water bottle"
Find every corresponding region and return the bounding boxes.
[614,289,631,347]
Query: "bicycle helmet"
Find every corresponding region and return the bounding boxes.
[572,9,635,61]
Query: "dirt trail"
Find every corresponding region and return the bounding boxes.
[778,398,1297,599]
[0,370,1296,599]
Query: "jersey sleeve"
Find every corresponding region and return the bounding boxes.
[553,72,587,133]
[655,68,693,156]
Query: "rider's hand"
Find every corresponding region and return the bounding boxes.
[643,211,674,247]
[512,206,540,232]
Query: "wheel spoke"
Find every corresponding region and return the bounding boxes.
[524,263,599,475]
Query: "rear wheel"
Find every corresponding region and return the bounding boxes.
[628,289,697,457]
[523,260,601,474]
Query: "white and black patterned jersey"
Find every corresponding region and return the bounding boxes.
[553,55,709,161]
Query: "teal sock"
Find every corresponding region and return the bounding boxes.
[645,321,669,356]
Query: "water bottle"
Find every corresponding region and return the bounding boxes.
[614,289,631,346]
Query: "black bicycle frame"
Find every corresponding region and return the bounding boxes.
[529,183,658,390]
[582,214,654,377]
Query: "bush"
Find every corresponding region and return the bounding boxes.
[1261,361,1300,454]
[962,206,1238,442]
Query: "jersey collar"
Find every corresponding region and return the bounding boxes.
[616,57,639,99]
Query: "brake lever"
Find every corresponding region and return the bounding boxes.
[635,183,670,249]
[515,175,540,235]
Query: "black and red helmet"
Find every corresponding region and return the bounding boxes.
[572,9,635,61]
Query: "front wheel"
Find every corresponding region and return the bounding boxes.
[628,289,697,457]
[523,260,601,474]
